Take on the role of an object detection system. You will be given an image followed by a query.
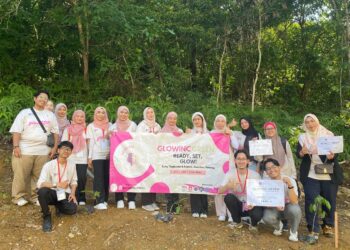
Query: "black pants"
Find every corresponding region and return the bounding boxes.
[142,193,156,206]
[224,194,263,226]
[115,192,136,202]
[76,164,88,202]
[166,193,179,213]
[93,159,109,204]
[190,194,208,214]
[37,187,77,217]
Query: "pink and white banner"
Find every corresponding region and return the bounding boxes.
[109,132,230,194]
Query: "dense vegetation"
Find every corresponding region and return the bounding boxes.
[0,0,349,159]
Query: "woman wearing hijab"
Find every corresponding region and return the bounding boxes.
[161,112,183,213]
[297,114,343,240]
[136,107,162,212]
[109,106,138,210]
[187,112,209,218]
[87,107,111,210]
[263,121,296,179]
[212,114,233,222]
[55,103,70,142]
[239,117,261,172]
[62,110,88,205]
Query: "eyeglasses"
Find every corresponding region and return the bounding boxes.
[265,165,279,171]
[264,128,275,131]
[60,147,72,152]
[236,158,248,161]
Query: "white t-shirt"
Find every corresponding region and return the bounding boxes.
[37,159,77,193]
[61,128,88,164]
[109,121,137,133]
[10,108,59,155]
[86,123,112,160]
[263,175,298,204]
[221,169,261,202]
[136,121,161,133]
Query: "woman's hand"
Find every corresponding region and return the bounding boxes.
[327,151,335,160]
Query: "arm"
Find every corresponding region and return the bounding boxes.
[49,133,59,159]
[282,177,298,204]
[286,141,297,179]
[218,179,236,194]
[12,132,21,158]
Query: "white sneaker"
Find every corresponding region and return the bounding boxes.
[228,216,233,222]
[200,213,207,218]
[192,213,199,218]
[79,201,86,206]
[117,200,125,209]
[94,203,107,210]
[128,201,136,210]
[289,230,298,242]
[34,200,40,206]
[142,204,155,212]
[17,198,28,206]
[104,202,108,207]
[273,221,283,236]
[152,203,160,211]
[218,215,226,221]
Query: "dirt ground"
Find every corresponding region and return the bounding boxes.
[0,144,350,250]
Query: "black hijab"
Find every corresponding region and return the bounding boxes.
[240,117,259,160]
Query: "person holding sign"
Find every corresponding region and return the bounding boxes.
[136,107,162,212]
[161,112,184,213]
[61,110,88,206]
[297,114,343,239]
[262,158,301,242]
[87,107,111,210]
[219,150,263,231]
[37,141,78,232]
[186,112,209,218]
[109,106,138,209]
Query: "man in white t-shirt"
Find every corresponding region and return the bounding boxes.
[10,90,59,206]
[37,141,78,232]
[262,158,301,242]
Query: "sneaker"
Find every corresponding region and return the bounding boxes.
[249,225,259,234]
[42,215,52,232]
[128,201,136,210]
[34,200,40,206]
[117,200,125,209]
[228,216,233,223]
[218,215,226,221]
[228,222,243,229]
[104,202,108,207]
[17,197,28,206]
[323,225,334,237]
[142,204,155,212]
[192,213,199,218]
[78,201,86,206]
[152,203,160,211]
[94,203,107,210]
[282,220,289,231]
[273,221,283,236]
[200,213,207,218]
[289,230,298,242]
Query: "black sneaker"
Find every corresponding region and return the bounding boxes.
[42,215,52,232]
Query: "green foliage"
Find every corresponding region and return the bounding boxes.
[309,195,331,220]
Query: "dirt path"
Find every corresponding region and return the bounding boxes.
[1,145,349,250]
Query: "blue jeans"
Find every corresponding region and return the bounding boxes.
[303,177,338,233]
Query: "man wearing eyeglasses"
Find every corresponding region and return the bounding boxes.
[37,141,78,232]
[262,158,301,242]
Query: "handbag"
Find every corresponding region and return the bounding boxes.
[30,108,55,148]
[314,162,334,174]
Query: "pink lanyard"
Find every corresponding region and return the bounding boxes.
[236,169,248,195]
[57,159,67,183]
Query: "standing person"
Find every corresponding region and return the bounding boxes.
[10,90,59,206]
[297,114,343,240]
[212,114,232,222]
[239,117,261,172]
[186,112,209,218]
[263,121,297,179]
[109,106,138,209]
[45,100,54,112]
[37,141,78,232]
[160,112,183,213]
[55,103,70,143]
[87,107,111,210]
[136,107,162,212]
[62,110,88,206]
[219,150,263,232]
[262,158,301,242]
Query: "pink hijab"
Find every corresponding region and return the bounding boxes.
[55,103,70,139]
[263,121,285,166]
[93,107,109,131]
[68,110,86,153]
[116,106,131,131]
[142,107,157,128]
[161,112,180,133]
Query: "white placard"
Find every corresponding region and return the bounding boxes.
[248,139,273,156]
[317,136,344,155]
[247,179,284,207]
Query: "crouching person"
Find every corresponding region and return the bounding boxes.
[262,158,301,242]
[37,141,78,232]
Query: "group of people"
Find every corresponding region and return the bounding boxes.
[10,90,343,243]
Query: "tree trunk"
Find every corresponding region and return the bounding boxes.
[217,35,227,107]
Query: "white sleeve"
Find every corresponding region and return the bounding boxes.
[286,141,297,179]
[37,163,51,188]
[230,134,239,152]
[136,122,145,132]
[9,110,25,133]
[289,178,298,197]
[61,128,69,142]
[50,113,59,134]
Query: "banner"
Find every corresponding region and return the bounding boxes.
[109,132,230,194]
[246,179,285,207]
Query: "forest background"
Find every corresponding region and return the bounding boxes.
[0,0,349,161]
